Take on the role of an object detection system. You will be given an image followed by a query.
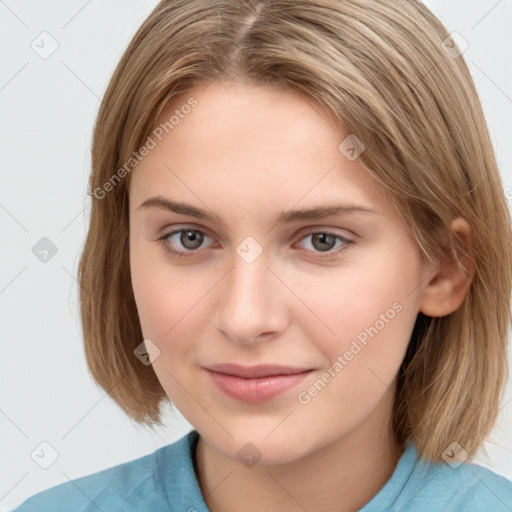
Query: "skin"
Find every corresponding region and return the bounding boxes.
[128,79,473,512]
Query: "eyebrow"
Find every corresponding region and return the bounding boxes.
[138,196,378,224]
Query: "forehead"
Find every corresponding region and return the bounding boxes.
[128,80,390,217]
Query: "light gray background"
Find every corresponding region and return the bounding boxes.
[1,0,511,510]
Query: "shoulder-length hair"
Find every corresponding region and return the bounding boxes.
[78,0,512,462]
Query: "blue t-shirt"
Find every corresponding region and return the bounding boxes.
[10,429,512,511]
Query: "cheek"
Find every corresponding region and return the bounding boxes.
[130,257,206,404]
[293,242,422,389]
[131,273,195,342]
[130,242,183,340]
[130,245,215,352]
[296,283,418,423]
[295,243,421,339]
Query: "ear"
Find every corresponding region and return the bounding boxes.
[419,218,475,318]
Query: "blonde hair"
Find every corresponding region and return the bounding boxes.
[78,0,512,462]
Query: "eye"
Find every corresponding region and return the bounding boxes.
[158,228,215,258]
[157,227,355,260]
[296,231,354,256]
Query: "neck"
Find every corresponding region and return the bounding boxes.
[194,393,403,512]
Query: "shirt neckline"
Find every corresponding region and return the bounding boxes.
[359,439,424,511]
[159,430,423,511]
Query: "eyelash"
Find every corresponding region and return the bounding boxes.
[157,227,355,260]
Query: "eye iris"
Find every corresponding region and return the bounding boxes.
[180,230,203,250]
[312,233,336,252]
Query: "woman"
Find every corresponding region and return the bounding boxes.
[13,0,512,510]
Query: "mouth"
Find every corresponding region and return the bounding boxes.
[203,363,314,403]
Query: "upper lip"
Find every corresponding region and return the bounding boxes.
[204,363,313,379]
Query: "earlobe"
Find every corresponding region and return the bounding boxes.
[419,218,475,318]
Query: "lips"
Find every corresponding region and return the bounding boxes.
[203,363,314,403]
[204,363,312,378]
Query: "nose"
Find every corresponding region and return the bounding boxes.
[213,249,289,346]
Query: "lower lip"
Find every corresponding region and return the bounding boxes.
[204,369,313,403]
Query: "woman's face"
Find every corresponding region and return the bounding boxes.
[129,79,431,464]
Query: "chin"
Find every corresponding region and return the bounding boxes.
[230,439,305,467]
[201,423,314,467]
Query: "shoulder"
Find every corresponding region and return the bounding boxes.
[10,452,161,512]
[401,448,512,511]
[423,459,512,511]
[10,431,197,512]
[363,441,512,512]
